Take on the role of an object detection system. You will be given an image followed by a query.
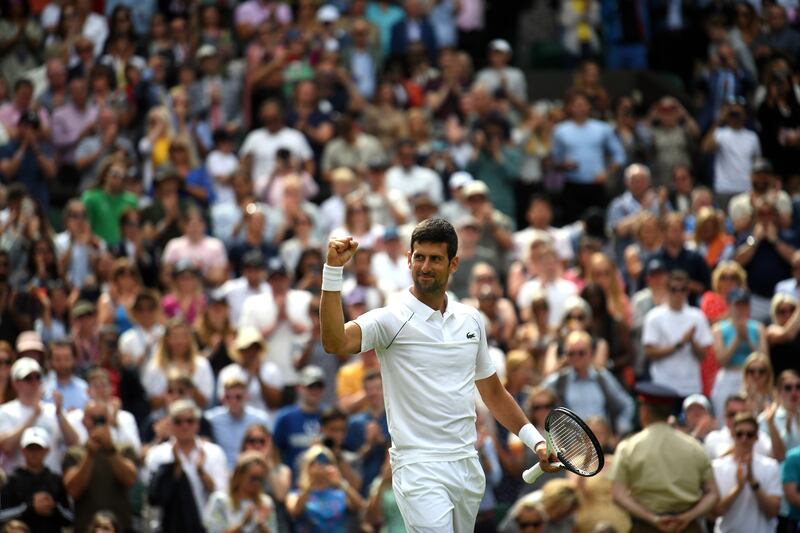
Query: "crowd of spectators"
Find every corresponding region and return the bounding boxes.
[0,0,800,531]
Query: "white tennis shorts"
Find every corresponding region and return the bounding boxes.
[392,457,486,533]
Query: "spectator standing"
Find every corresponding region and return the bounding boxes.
[0,358,79,474]
[62,400,137,533]
[145,399,229,533]
[552,89,626,223]
[643,270,713,396]
[612,383,720,533]
[713,413,781,533]
[81,159,138,247]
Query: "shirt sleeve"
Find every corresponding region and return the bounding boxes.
[763,459,783,497]
[475,311,496,380]
[353,307,396,353]
[202,491,228,533]
[693,313,714,348]
[641,311,661,346]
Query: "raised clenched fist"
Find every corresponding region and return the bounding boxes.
[326,237,359,267]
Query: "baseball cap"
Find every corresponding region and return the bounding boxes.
[71,299,96,319]
[300,365,326,387]
[11,357,42,381]
[383,227,400,241]
[16,331,44,354]
[242,250,266,269]
[463,180,490,197]
[331,167,356,183]
[752,157,773,174]
[196,44,217,60]
[234,326,264,351]
[317,5,339,23]
[449,171,474,190]
[168,399,201,419]
[727,288,751,305]
[682,393,712,413]
[645,258,667,276]
[489,39,512,54]
[266,257,288,278]
[21,427,50,449]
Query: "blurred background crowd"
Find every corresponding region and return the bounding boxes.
[0,0,800,531]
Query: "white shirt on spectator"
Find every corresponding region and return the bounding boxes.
[218,278,271,326]
[68,408,142,455]
[385,165,444,204]
[238,290,312,386]
[118,323,165,370]
[0,401,73,473]
[239,127,313,183]
[712,453,781,533]
[142,357,215,406]
[642,304,713,396]
[371,252,412,295]
[712,127,761,194]
[216,362,283,415]
[516,277,578,327]
[705,427,772,459]
[145,438,229,519]
[513,227,574,262]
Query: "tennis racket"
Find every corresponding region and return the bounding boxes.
[522,407,604,484]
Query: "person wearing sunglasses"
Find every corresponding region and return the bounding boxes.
[741,352,774,416]
[712,412,781,533]
[207,375,270,469]
[711,288,768,422]
[145,399,229,533]
[203,451,279,533]
[760,370,800,463]
[766,292,800,378]
[0,358,79,475]
[643,270,713,396]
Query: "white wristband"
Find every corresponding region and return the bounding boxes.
[518,423,544,451]
[322,264,344,292]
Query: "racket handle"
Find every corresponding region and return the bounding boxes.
[522,463,544,484]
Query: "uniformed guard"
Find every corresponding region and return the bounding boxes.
[611,383,720,533]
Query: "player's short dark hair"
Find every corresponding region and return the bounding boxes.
[410,218,458,260]
[321,406,348,426]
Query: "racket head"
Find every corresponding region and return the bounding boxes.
[543,407,604,477]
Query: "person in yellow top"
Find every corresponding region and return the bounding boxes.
[611,383,720,533]
[335,350,379,413]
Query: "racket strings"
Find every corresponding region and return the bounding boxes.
[549,414,601,475]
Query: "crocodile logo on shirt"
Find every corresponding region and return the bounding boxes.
[466,331,476,339]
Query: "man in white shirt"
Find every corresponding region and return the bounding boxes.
[474,39,528,102]
[0,358,79,473]
[239,258,312,390]
[706,395,772,460]
[218,250,271,325]
[701,101,761,208]
[320,217,557,531]
[516,243,578,326]
[239,99,314,184]
[712,412,781,533]
[513,195,574,263]
[145,400,228,525]
[385,139,444,204]
[643,270,713,396]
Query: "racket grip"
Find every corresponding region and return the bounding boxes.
[522,463,544,484]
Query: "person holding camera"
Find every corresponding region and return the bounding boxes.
[0,110,56,211]
[702,100,762,211]
[62,399,138,533]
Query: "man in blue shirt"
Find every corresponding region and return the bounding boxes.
[272,365,327,476]
[205,375,270,468]
[552,89,626,223]
[44,340,88,412]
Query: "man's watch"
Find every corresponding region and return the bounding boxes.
[750,481,760,491]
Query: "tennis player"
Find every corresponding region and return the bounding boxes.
[320,217,558,532]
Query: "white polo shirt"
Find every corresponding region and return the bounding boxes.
[642,304,713,396]
[712,453,781,533]
[354,289,496,470]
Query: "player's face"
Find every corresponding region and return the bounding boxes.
[408,242,458,296]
